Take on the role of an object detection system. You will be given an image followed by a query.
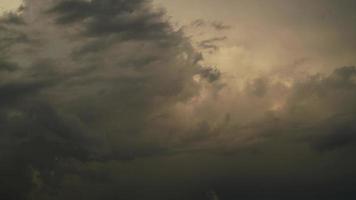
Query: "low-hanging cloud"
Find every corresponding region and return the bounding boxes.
[0,0,208,198]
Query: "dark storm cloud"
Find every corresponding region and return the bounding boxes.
[285,66,356,151]
[50,0,171,40]
[308,113,356,152]
[0,0,208,198]
[0,101,95,199]
[1,0,356,199]
[49,0,186,61]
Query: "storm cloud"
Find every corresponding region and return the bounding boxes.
[0,0,206,198]
[1,0,356,199]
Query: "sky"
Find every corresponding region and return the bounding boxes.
[0,0,21,12]
[0,0,356,199]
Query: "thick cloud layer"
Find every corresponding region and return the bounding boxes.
[0,0,205,198]
[1,0,356,199]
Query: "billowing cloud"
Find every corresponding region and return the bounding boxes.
[1,0,356,199]
[0,0,207,198]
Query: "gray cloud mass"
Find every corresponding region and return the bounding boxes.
[0,0,356,199]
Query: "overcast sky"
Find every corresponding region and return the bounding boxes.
[0,1,356,199]
[157,0,356,73]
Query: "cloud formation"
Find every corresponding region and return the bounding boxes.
[0,0,207,198]
[0,0,356,199]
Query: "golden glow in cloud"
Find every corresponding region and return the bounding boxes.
[0,0,22,13]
